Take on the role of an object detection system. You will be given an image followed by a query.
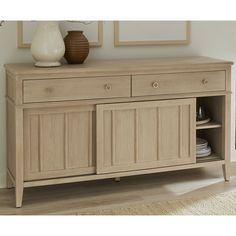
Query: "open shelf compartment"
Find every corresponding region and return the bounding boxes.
[196,96,224,164]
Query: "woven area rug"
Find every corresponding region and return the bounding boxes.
[77,191,236,215]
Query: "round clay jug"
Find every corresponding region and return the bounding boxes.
[64,31,89,64]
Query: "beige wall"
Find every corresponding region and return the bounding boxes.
[0,21,235,188]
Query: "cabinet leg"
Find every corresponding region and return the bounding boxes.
[222,163,230,182]
[15,184,24,208]
[114,177,120,182]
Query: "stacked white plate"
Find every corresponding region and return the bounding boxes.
[196,138,211,158]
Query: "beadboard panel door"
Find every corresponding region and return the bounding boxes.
[24,106,96,180]
[96,99,196,174]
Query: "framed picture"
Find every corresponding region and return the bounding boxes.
[17,21,103,48]
[114,21,191,46]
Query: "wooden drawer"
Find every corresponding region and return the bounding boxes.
[132,71,226,97]
[23,76,131,103]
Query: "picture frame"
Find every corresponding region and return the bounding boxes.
[17,21,103,48]
[114,21,191,46]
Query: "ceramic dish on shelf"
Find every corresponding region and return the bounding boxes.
[197,146,211,155]
[196,138,211,157]
[197,144,207,149]
[197,150,212,157]
[196,117,211,125]
[196,138,208,147]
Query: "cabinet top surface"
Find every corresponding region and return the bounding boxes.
[5,56,233,79]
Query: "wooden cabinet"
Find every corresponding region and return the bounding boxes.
[5,57,233,207]
[24,106,96,180]
[97,99,196,174]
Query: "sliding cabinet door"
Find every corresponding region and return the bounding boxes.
[96,99,196,174]
[24,106,96,180]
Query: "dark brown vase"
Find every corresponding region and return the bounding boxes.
[64,31,89,64]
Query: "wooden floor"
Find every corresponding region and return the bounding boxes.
[1,163,236,215]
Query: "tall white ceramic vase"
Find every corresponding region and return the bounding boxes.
[31,21,65,67]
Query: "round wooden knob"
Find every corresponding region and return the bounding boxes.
[152,81,159,89]
[202,79,208,85]
[105,84,112,91]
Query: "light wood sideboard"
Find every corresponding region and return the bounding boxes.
[5,57,233,207]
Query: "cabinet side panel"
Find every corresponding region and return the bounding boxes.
[6,73,16,102]
[6,73,23,105]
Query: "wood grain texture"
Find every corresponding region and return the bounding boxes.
[24,106,96,181]
[5,57,232,207]
[6,73,16,102]
[24,159,225,188]
[6,73,23,105]
[196,121,222,130]
[4,57,233,80]
[23,76,131,103]
[132,71,226,96]
[96,99,196,174]
[15,107,24,207]
[6,99,24,207]
[222,94,231,181]
[6,101,16,179]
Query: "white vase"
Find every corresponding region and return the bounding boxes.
[31,21,65,67]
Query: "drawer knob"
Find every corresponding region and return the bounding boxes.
[45,87,53,93]
[202,79,208,85]
[105,84,112,91]
[152,81,159,89]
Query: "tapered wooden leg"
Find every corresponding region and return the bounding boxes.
[222,94,231,182]
[15,107,24,208]
[114,177,120,182]
[15,184,24,208]
[222,163,230,182]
